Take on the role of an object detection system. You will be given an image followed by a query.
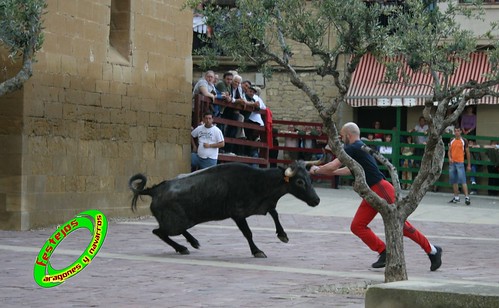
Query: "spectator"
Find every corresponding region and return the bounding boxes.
[222,74,246,154]
[191,112,225,171]
[411,116,428,166]
[401,135,415,190]
[373,121,384,140]
[243,85,266,164]
[379,134,393,178]
[468,139,482,195]
[444,108,458,145]
[192,70,216,101]
[215,72,233,100]
[284,124,299,160]
[192,1,210,52]
[460,106,477,136]
[215,71,234,122]
[361,133,379,151]
[299,126,316,161]
[246,86,266,127]
[448,127,472,205]
[379,134,393,156]
[269,128,279,168]
[485,140,499,196]
[240,80,254,120]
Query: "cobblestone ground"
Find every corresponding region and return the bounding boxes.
[1,188,498,307]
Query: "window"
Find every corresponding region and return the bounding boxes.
[109,0,131,64]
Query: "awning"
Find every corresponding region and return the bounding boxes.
[346,52,499,107]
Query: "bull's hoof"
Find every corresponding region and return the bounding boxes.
[178,248,190,255]
[277,234,289,243]
[253,251,267,258]
[189,239,200,249]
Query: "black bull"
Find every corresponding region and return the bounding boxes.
[129,161,320,257]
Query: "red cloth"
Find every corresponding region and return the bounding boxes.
[265,108,273,149]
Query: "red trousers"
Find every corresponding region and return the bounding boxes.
[350,179,431,254]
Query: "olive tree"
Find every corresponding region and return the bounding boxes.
[0,0,46,96]
[188,0,499,282]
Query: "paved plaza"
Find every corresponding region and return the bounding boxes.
[1,187,499,307]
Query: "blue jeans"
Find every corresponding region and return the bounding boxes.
[449,163,466,185]
[470,164,477,183]
[191,153,217,171]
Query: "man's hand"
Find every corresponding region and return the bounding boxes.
[309,165,320,175]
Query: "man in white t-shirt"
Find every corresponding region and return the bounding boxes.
[191,112,225,171]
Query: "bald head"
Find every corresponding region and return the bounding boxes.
[343,122,360,135]
[340,122,360,145]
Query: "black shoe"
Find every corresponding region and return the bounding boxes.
[429,246,443,271]
[465,196,471,206]
[372,250,386,268]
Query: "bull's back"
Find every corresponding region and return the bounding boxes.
[150,164,281,225]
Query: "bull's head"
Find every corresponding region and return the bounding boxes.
[283,161,320,207]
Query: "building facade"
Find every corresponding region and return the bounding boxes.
[0,0,193,230]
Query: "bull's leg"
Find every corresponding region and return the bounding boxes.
[268,209,289,243]
[152,228,190,255]
[232,218,267,258]
[182,231,200,249]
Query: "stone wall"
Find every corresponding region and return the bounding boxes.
[0,0,193,230]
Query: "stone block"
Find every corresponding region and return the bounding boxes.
[365,280,499,308]
[142,142,156,161]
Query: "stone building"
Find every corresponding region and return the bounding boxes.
[0,0,193,230]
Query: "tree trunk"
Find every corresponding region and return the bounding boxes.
[383,209,408,282]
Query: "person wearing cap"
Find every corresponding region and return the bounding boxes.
[246,86,266,127]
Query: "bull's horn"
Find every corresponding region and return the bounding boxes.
[284,167,297,178]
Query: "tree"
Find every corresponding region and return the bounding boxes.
[188,0,499,282]
[0,0,46,96]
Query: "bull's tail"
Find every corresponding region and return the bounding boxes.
[128,173,152,212]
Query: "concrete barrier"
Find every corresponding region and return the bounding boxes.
[365,280,499,308]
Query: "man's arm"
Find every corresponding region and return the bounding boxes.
[465,143,472,170]
[448,145,452,164]
[309,158,348,176]
[191,136,198,152]
[199,86,215,100]
[204,140,225,148]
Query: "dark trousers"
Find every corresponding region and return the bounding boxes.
[488,165,499,196]
[221,109,239,153]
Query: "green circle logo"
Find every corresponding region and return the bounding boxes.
[33,210,108,288]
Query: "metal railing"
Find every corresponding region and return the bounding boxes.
[361,128,499,194]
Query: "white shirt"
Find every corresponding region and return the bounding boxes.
[193,16,207,33]
[379,146,392,155]
[414,124,428,144]
[248,95,266,126]
[191,124,224,159]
